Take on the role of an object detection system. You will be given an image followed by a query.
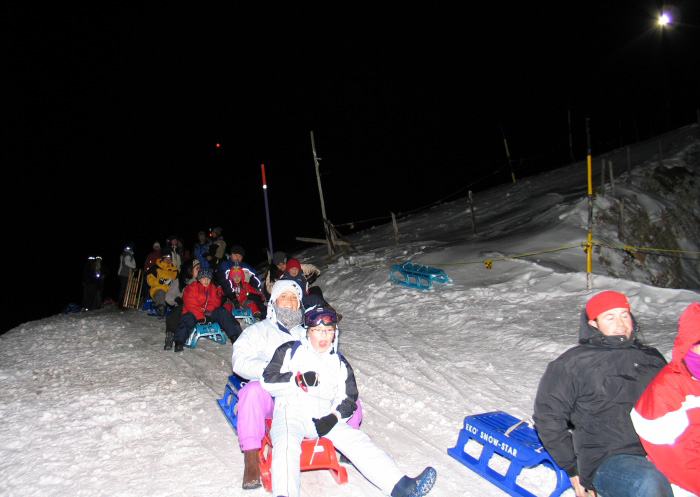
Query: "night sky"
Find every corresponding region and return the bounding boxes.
[4,2,699,333]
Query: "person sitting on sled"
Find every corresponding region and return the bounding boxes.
[224,266,265,320]
[260,304,436,497]
[172,267,241,352]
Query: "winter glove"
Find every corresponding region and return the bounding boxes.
[295,371,319,388]
[312,414,338,437]
[159,278,165,284]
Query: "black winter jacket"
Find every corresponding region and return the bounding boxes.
[533,310,666,489]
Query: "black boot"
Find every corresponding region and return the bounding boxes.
[164,332,174,350]
[174,342,184,353]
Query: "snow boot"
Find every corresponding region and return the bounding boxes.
[174,342,184,353]
[164,332,174,350]
[156,304,166,318]
[390,467,437,497]
[242,449,262,489]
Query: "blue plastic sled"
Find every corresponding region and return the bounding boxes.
[447,411,570,497]
[216,374,248,433]
[185,323,227,349]
[232,308,255,325]
[391,260,452,290]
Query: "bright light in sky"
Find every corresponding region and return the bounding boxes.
[658,12,671,26]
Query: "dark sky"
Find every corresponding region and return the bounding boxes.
[4,2,699,333]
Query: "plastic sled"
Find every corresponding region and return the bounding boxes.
[259,418,347,492]
[232,308,255,325]
[447,411,570,497]
[184,323,226,349]
[390,260,452,290]
[216,374,248,433]
[142,297,169,317]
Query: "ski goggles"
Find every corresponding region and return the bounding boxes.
[304,306,338,327]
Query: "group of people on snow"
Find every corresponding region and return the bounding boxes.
[119,231,698,497]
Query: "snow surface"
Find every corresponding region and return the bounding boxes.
[2,127,699,496]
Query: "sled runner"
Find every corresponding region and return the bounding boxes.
[447,411,570,497]
[259,418,348,492]
[232,308,256,325]
[390,260,452,290]
[216,374,247,432]
[184,323,227,349]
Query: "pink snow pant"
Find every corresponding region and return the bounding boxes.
[237,381,363,451]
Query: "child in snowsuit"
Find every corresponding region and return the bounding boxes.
[261,305,436,497]
[281,258,309,294]
[631,302,700,496]
[225,266,265,319]
[172,267,241,352]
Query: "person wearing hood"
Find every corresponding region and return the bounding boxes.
[260,305,436,497]
[231,280,362,489]
[631,302,700,496]
[172,267,241,352]
[533,291,671,497]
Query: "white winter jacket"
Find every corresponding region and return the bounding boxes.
[261,334,358,421]
[231,280,305,381]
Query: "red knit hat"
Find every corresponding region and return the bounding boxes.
[286,258,302,272]
[586,291,630,320]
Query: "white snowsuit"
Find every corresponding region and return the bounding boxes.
[261,333,404,497]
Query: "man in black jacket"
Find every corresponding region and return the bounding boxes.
[533,291,672,497]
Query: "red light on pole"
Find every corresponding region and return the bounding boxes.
[216,143,221,148]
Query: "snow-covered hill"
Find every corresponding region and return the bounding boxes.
[1,126,698,496]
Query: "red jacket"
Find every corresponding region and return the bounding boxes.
[181,281,224,321]
[632,302,700,495]
[226,280,262,315]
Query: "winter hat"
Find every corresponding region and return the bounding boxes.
[161,249,172,260]
[198,267,214,280]
[229,266,245,281]
[671,302,700,369]
[272,251,287,265]
[153,241,161,250]
[230,245,245,257]
[586,291,630,320]
[192,259,201,268]
[286,258,302,273]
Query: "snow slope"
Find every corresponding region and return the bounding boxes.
[1,126,699,497]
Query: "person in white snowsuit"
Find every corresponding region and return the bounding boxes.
[261,305,436,497]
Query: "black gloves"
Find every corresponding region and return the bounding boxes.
[295,371,318,388]
[175,297,184,307]
[313,414,338,437]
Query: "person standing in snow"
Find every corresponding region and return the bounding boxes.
[207,226,226,269]
[230,280,363,489]
[117,245,136,309]
[631,302,700,496]
[534,291,671,497]
[172,266,241,352]
[261,304,436,497]
[143,241,161,274]
[163,258,200,350]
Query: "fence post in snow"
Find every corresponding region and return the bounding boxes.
[609,160,616,197]
[468,191,477,237]
[586,118,594,290]
[391,212,399,246]
[626,147,632,184]
[600,159,605,193]
[618,197,625,241]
